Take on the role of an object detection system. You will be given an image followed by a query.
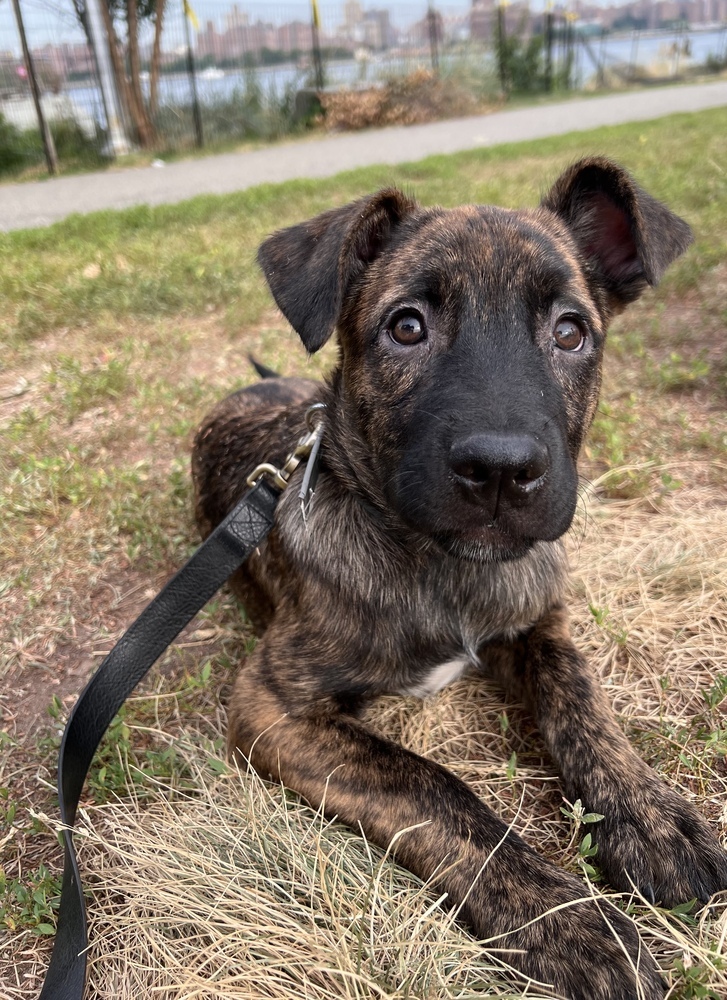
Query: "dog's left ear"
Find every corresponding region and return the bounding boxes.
[542,157,693,310]
[258,189,418,353]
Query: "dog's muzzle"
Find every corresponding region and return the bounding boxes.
[449,432,549,520]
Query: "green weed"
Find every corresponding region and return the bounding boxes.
[46,352,131,421]
[650,351,711,393]
[85,707,192,805]
[560,799,605,879]
[588,604,629,645]
[0,864,61,935]
[704,675,727,713]
[577,831,599,879]
[559,798,605,827]
[587,397,637,469]
[672,953,725,999]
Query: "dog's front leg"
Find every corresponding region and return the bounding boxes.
[228,630,664,1000]
[496,606,727,907]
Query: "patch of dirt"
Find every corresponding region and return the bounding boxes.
[2,560,232,744]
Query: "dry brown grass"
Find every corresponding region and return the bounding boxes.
[318,69,498,132]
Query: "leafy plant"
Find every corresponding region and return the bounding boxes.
[704,675,727,712]
[0,114,103,177]
[0,864,61,935]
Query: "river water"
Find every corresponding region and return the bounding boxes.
[55,26,727,127]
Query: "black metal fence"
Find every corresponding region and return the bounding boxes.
[2,0,727,171]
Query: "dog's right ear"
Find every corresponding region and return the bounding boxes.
[258,189,418,352]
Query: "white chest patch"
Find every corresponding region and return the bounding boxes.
[405,658,470,699]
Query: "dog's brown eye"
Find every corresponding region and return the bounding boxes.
[553,318,585,352]
[390,313,425,346]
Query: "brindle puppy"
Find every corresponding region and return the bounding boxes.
[192,158,727,1000]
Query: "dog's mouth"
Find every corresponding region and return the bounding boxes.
[392,480,544,562]
[430,523,536,563]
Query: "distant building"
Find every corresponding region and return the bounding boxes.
[225,5,249,31]
[277,21,314,53]
[363,9,395,49]
[197,21,225,62]
[471,0,532,40]
[409,9,444,47]
[338,3,395,49]
[342,0,364,38]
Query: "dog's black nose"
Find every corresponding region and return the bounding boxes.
[449,432,549,513]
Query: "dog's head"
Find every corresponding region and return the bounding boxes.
[258,159,692,561]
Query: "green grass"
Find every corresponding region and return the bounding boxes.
[2,107,727,355]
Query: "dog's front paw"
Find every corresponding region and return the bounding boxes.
[589,776,727,907]
[502,873,664,1000]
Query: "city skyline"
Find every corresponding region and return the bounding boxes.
[1,0,725,66]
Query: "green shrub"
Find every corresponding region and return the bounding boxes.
[0,113,40,174]
[0,113,104,176]
[154,71,299,150]
[50,118,105,166]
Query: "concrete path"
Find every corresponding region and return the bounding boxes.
[2,80,727,232]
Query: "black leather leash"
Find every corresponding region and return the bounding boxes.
[39,408,324,1000]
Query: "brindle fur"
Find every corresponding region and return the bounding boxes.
[192,159,727,1000]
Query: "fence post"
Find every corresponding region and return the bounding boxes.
[672,23,687,78]
[427,3,439,73]
[311,0,324,90]
[496,2,509,94]
[183,0,203,148]
[10,0,58,174]
[544,5,553,92]
[564,11,575,90]
[597,27,606,88]
[628,29,639,82]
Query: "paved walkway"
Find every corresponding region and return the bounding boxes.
[2,80,727,231]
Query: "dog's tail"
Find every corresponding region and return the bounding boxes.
[248,355,280,379]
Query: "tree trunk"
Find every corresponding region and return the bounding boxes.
[99,0,154,147]
[126,0,155,146]
[149,0,166,118]
[99,0,132,125]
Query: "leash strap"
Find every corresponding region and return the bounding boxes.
[39,478,280,1000]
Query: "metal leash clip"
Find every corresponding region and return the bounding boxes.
[246,403,326,492]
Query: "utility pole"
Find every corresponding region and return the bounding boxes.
[10,0,58,174]
[427,3,439,73]
[85,0,132,156]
